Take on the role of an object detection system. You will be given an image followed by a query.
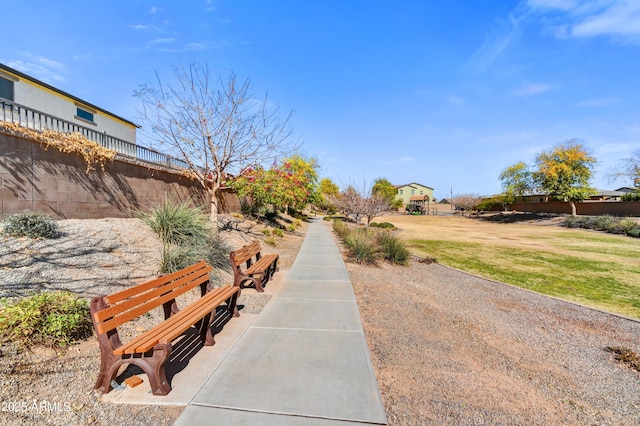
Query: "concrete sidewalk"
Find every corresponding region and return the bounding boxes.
[173,218,388,425]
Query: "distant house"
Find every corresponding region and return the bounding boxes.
[616,187,638,193]
[0,63,138,147]
[395,182,434,209]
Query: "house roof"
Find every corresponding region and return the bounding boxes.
[394,182,434,190]
[615,187,638,193]
[0,63,139,128]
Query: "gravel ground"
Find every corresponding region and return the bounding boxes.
[348,256,640,425]
[0,216,304,426]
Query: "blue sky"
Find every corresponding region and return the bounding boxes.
[3,0,640,200]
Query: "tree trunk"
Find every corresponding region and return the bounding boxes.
[570,201,577,216]
[209,188,219,231]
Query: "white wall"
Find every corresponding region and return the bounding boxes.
[13,77,136,145]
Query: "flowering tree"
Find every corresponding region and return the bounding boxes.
[230,155,318,214]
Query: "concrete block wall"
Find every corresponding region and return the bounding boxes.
[505,201,640,217]
[0,132,213,219]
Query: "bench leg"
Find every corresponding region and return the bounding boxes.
[200,310,217,346]
[94,343,173,396]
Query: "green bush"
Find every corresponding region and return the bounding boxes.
[621,192,640,202]
[2,213,61,239]
[376,232,410,265]
[0,292,92,348]
[273,228,285,237]
[344,229,379,264]
[261,228,272,236]
[264,236,277,246]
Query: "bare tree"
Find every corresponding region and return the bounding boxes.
[330,183,391,226]
[135,63,298,224]
[329,186,368,226]
[449,193,484,216]
[363,194,392,225]
[609,149,640,190]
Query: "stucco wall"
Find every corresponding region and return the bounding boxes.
[0,132,216,219]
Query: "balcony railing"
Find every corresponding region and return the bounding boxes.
[0,100,189,170]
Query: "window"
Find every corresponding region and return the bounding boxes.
[0,76,14,101]
[411,189,415,195]
[76,107,94,122]
[399,189,403,195]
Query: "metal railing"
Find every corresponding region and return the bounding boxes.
[0,100,189,170]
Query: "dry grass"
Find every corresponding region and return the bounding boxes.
[377,213,640,319]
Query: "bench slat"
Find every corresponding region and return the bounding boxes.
[96,266,211,324]
[106,261,209,304]
[95,272,210,334]
[246,254,279,274]
[114,285,239,355]
[231,241,261,265]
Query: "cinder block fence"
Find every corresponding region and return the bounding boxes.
[0,133,238,219]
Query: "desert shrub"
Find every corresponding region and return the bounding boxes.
[261,228,271,236]
[563,215,640,238]
[376,232,410,265]
[594,215,617,231]
[628,228,640,238]
[2,213,61,239]
[563,216,584,228]
[264,236,277,246]
[0,292,92,348]
[287,224,297,232]
[140,199,230,276]
[344,229,379,264]
[370,222,395,229]
[273,228,285,237]
[333,219,351,240]
[159,234,231,277]
[140,199,211,246]
[609,218,638,235]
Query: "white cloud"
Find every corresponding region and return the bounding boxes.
[447,95,465,105]
[5,56,66,84]
[151,38,175,44]
[527,0,640,44]
[527,0,579,11]
[574,97,619,107]
[463,14,522,73]
[129,24,149,30]
[510,82,553,96]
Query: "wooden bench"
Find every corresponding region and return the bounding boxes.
[230,240,279,292]
[90,260,240,396]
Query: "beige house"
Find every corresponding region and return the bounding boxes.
[395,183,434,209]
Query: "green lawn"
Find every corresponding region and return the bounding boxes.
[408,231,640,319]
